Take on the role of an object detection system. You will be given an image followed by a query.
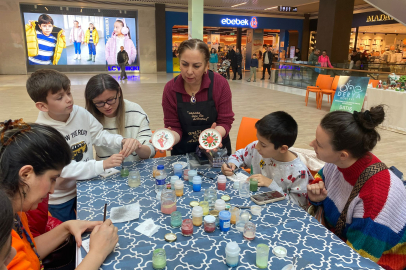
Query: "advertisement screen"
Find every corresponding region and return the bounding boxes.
[22,12,138,67]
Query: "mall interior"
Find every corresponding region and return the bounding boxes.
[1,0,406,270]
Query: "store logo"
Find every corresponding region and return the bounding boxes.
[366,14,395,22]
[221,18,249,26]
[250,17,258,28]
[108,66,140,71]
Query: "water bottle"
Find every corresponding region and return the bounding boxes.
[155,165,166,194]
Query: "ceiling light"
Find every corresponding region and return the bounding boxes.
[60,7,62,10]
[80,8,82,12]
[66,7,69,11]
[44,6,48,11]
[231,2,247,8]
[120,10,122,13]
[265,6,277,10]
[124,10,127,14]
[98,9,100,12]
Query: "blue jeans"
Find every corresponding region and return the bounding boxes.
[74,41,81,54]
[48,197,77,222]
[88,43,96,55]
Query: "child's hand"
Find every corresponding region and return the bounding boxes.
[307,181,328,203]
[120,138,140,157]
[250,174,273,187]
[103,154,124,170]
[221,163,236,176]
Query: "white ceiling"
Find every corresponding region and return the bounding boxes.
[358,23,406,34]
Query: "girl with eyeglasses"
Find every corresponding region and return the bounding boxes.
[85,74,155,161]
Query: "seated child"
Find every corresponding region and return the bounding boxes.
[222,111,313,206]
[26,69,138,222]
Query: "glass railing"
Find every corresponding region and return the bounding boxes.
[272,61,406,90]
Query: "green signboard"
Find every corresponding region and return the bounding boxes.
[330,76,370,113]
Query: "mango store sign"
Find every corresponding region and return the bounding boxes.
[221,17,258,28]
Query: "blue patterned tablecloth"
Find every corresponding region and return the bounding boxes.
[77,155,382,270]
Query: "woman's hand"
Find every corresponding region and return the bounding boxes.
[64,220,103,247]
[307,181,328,203]
[89,219,118,259]
[120,138,139,157]
[249,174,273,187]
[103,154,124,170]
[221,163,236,176]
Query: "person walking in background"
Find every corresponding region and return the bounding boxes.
[261,46,272,80]
[69,20,84,60]
[226,46,236,80]
[308,48,320,65]
[247,53,258,82]
[85,23,99,62]
[117,46,129,80]
[234,48,242,80]
[209,48,218,72]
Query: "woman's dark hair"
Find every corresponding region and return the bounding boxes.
[255,111,298,150]
[0,190,13,249]
[320,105,385,158]
[36,14,54,31]
[85,74,125,135]
[0,123,72,199]
[211,48,217,54]
[323,50,327,53]
[178,39,210,64]
[116,20,131,40]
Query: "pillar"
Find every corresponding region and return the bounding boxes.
[188,0,203,40]
[155,3,166,72]
[353,27,359,51]
[237,28,242,52]
[279,30,289,60]
[301,14,310,61]
[316,0,355,63]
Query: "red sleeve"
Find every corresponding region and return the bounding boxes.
[162,79,183,139]
[212,74,234,136]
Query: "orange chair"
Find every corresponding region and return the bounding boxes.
[318,76,340,109]
[305,75,334,108]
[236,117,260,174]
[369,79,379,88]
[152,130,167,158]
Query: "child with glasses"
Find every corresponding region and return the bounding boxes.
[26,69,139,222]
[85,74,155,162]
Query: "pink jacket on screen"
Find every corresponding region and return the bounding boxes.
[69,26,84,42]
[105,32,137,65]
[318,55,333,68]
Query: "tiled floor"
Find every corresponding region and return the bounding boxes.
[0,72,405,173]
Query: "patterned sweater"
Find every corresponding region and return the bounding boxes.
[228,141,314,206]
[311,153,406,270]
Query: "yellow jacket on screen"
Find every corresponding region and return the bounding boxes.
[25,21,66,65]
[85,28,99,44]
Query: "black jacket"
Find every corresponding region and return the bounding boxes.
[227,49,237,67]
[117,50,129,65]
[263,51,273,64]
[235,53,242,66]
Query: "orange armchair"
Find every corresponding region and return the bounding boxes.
[236,117,260,173]
[318,76,340,109]
[368,79,379,88]
[305,74,334,108]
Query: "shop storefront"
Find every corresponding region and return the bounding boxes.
[166,12,304,73]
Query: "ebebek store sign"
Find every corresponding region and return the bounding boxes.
[221,17,258,28]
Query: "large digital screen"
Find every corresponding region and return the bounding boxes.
[22,12,138,67]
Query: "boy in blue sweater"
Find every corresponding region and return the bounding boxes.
[247,53,258,82]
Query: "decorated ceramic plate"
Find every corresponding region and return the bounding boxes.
[199,128,222,150]
[152,129,175,151]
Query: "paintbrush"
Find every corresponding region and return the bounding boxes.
[103,203,107,222]
[225,163,237,176]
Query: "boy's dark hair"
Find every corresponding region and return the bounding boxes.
[0,123,72,199]
[253,53,257,56]
[38,14,54,25]
[320,105,385,159]
[255,111,298,149]
[26,69,71,103]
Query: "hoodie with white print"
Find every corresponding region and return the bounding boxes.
[36,105,123,205]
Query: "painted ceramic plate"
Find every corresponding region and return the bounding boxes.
[199,128,222,150]
[152,129,175,151]
[172,161,188,169]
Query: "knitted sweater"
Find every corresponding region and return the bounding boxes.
[228,141,314,206]
[311,153,406,270]
[95,99,155,162]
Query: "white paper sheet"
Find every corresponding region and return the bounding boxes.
[81,238,119,253]
[110,202,140,223]
[135,218,160,237]
[227,172,249,182]
[100,168,120,178]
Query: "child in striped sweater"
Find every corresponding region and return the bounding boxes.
[308,105,406,270]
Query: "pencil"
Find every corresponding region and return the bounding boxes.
[103,203,107,222]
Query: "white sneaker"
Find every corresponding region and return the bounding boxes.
[74,54,77,60]
[78,54,81,60]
